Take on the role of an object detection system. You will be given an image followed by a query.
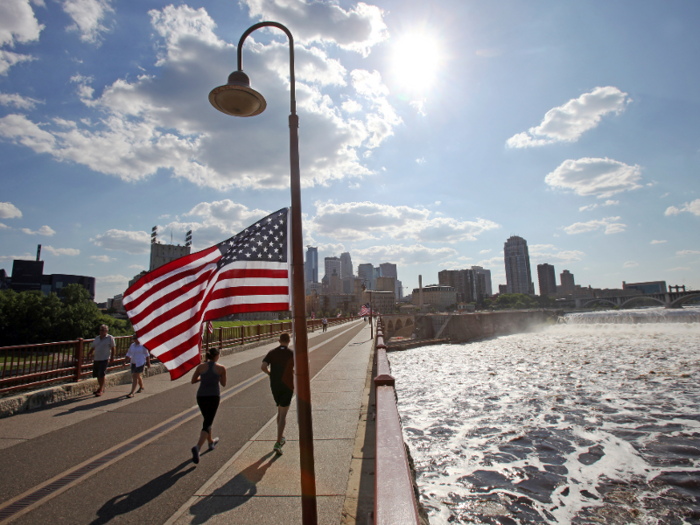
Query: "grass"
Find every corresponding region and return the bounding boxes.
[210,320,291,328]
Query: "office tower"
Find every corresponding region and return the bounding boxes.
[438,269,479,303]
[504,236,534,295]
[305,246,318,283]
[379,262,397,279]
[340,252,353,279]
[471,266,492,297]
[537,263,557,297]
[560,270,575,295]
[357,263,374,288]
[324,256,341,281]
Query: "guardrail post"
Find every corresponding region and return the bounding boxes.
[219,327,223,350]
[74,338,84,383]
[258,323,262,341]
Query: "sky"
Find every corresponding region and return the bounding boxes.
[0,0,699,302]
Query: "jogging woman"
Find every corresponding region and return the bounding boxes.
[190,347,227,464]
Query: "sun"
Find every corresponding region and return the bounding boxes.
[390,32,442,93]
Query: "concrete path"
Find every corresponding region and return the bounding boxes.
[0,320,373,525]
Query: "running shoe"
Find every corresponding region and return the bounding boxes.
[191,446,200,464]
[280,437,286,447]
[273,441,283,455]
[208,437,219,451]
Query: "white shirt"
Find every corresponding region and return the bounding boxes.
[126,343,150,367]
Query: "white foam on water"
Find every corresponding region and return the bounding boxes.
[390,314,700,524]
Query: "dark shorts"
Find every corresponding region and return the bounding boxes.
[271,385,293,407]
[197,396,220,433]
[93,360,108,378]
[131,364,145,374]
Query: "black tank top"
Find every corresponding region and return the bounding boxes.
[197,361,220,397]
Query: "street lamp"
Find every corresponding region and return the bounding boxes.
[209,21,317,524]
[361,281,373,339]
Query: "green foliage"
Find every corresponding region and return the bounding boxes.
[490,293,557,310]
[0,284,132,346]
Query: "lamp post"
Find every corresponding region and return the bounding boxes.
[208,22,317,524]
[361,281,373,339]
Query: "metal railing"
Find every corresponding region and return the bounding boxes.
[0,316,355,395]
[373,316,421,525]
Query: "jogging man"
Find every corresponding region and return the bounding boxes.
[261,333,294,455]
[87,324,115,397]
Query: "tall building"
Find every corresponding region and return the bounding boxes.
[560,270,575,295]
[471,266,492,297]
[504,236,534,295]
[305,246,318,283]
[537,263,557,297]
[324,256,341,281]
[340,252,353,279]
[357,263,374,288]
[379,263,397,279]
[438,269,485,303]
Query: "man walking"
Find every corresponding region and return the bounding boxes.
[87,324,115,397]
[322,317,328,332]
[261,333,294,455]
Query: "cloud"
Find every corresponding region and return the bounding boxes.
[479,249,491,254]
[91,229,150,254]
[97,274,129,283]
[61,0,114,44]
[529,244,586,263]
[545,158,642,198]
[677,250,700,256]
[309,201,499,243]
[21,225,56,236]
[623,261,638,268]
[353,244,457,265]
[0,252,34,261]
[476,256,505,268]
[666,267,691,272]
[128,264,146,270]
[0,4,398,191]
[0,223,9,229]
[506,86,629,148]
[579,199,619,212]
[665,199,700,217]
[91,255,114,262]
[0,201,22,218]
[563,216,626,235]
[342,100,362,113]
[0,92,42,109]
[415,157,426,165]
[0,0,44,75]
[44,246,80,256]
[650,240,666,244]
[241,0,388,56]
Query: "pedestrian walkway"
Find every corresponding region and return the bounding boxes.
[0,320,374,525]
[166,321,374,524]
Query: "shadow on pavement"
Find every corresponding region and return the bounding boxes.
[186,452,279,524]
[53,395,126,416]
[89,459,195,525]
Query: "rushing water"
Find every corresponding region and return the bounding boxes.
[390,309,700,524]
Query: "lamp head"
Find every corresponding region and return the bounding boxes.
[209,70,267,117]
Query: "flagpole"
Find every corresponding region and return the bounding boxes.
[208,21,318,524]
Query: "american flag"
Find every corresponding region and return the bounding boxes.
[124,208,290,379]
[207,321,214,334]
[359,305,370,317]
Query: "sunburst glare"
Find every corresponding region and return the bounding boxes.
[390,32,443,93]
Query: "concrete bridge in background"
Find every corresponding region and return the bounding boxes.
[576,290,700,309]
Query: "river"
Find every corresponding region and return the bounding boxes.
[389,308,700,524]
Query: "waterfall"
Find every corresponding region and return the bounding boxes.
[564,306,700,324]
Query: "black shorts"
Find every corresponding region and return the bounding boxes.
[197,396,220,433]
[131,364,145,374]
[271,386,293,407]
[93,360,108,378]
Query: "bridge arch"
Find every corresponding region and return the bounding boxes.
[387,320,394,332]
[670,293,700,308]
[395,320,403,331]
[580,298,617,309]
[620,296,666,309]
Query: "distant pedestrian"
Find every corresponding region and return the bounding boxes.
[322,317,328,332]
[125,335,151,398]
[261,333,294,455]
[190,347,227,464]
[87,324,115,397]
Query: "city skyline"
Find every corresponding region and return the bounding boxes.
[1,0,698,302]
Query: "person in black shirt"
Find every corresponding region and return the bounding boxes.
[261,333,294,455]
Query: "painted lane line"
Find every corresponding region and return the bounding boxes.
[0,321,363,524]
